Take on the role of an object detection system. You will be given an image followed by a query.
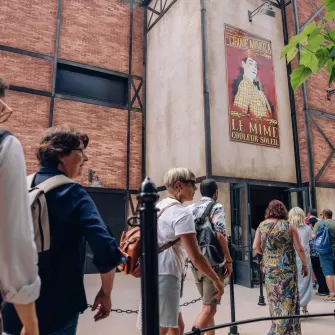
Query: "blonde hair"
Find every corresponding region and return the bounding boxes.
[288,207,306,227]
[164,167,196,192]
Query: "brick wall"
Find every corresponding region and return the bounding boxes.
[286,2,335,184]
[0,51,53,91]
[53,99,142,189]
[1,0,143,191]
[3,91,50,174]
[59,0,143,76]
[0,0,57,55]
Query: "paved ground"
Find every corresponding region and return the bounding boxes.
[79,269,335,334]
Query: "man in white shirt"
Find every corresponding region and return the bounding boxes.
[0,77,41,335]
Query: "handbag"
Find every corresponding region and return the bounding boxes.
[259,220,279,272]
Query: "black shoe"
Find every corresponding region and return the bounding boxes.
[316,292,329,296]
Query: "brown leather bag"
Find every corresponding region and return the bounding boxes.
[118,202,179,278]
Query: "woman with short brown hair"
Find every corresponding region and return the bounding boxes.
[253,200,308,335]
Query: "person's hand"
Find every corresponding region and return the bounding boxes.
[213,277,224,299]
[302,265,308,278]
[92,287,112,322]
[224,262,233,278]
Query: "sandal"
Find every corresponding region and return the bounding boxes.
[302,309,310,315]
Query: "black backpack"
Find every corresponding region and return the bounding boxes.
[194,201,225,267]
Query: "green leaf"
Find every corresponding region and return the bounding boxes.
[323,0,335,13]
[324,11,335,20]
[308,34,325,51]
[287,47,298,62]
[300,49,319,72]
[326,59,334,74]
[325,31,335,43]
[316,48,330,70]
[309,27,323,39]
[329,65,335,85]
[281,35,300,58]
[330,46,335,58]
[290,65,312,92]
[300,21,316,37]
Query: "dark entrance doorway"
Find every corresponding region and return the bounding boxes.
[84,189,126,274]
[231,183,310,288]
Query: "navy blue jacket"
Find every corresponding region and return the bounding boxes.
[3,168,126,335]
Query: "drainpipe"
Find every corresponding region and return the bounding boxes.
[291,0,316,208]
[280,1,303,206]
[200,0,212,178]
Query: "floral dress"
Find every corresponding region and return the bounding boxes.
[259,220,301,335]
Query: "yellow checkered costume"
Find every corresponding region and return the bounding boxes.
[233,76,272,118]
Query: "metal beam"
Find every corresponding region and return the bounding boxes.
[309,114,334,150]
[0,45,53,61]
[292,0,316,208]
[310,108,335,121]
[148,0,178,32]
[300,5,324,31]
[280,0,303,207]
[200,0,212,178]
[50,0,63,127]
[58,59,129,78]
[125,0,134,229]
[9,85,51,97]
[141,7,148,180]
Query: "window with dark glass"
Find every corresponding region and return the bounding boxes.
[56,63,128,107]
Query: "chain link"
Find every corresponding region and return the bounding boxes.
[87,297,202,315]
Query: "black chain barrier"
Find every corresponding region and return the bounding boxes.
[87,297,202,315]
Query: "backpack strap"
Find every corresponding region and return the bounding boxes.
[28,174,75,193]
[0,129,11,144]
[157,202,180,253]
[201,201,216,221]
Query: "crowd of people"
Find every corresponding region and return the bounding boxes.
[0,76,232,335]
[253,201,335,335]
[1,73,335,335]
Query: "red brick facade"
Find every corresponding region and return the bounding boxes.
[286,1,335,184]
[0,0,143,190]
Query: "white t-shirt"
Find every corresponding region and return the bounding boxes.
[0,134,41,304]
[157,197,196,279]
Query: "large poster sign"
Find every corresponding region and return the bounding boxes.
[225,24,280,148]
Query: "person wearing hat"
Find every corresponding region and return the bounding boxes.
[233,49,272,119]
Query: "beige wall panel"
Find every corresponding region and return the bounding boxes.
[207,0,296,183]
[146,0,205,187]
[316,188,335,216]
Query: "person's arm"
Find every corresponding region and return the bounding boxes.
[179,234,224,299]
[290,225,308,277]
[72,187,126,320]
[216,233,233,277]
[252,228,262,257]
[0,136,41,334]
[312,221,320,240]
[211,205,232,276]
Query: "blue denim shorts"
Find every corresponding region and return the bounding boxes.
[319,252,335,276]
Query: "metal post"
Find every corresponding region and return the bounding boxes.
[228,236,239,335]
[280,0,303,207]
[138,177,159,335]
[257,254,266,306]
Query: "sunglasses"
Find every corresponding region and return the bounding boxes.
[180,180,197,188]
[0,99,13,123]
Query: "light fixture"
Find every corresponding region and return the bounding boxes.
[248,1,276,22]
